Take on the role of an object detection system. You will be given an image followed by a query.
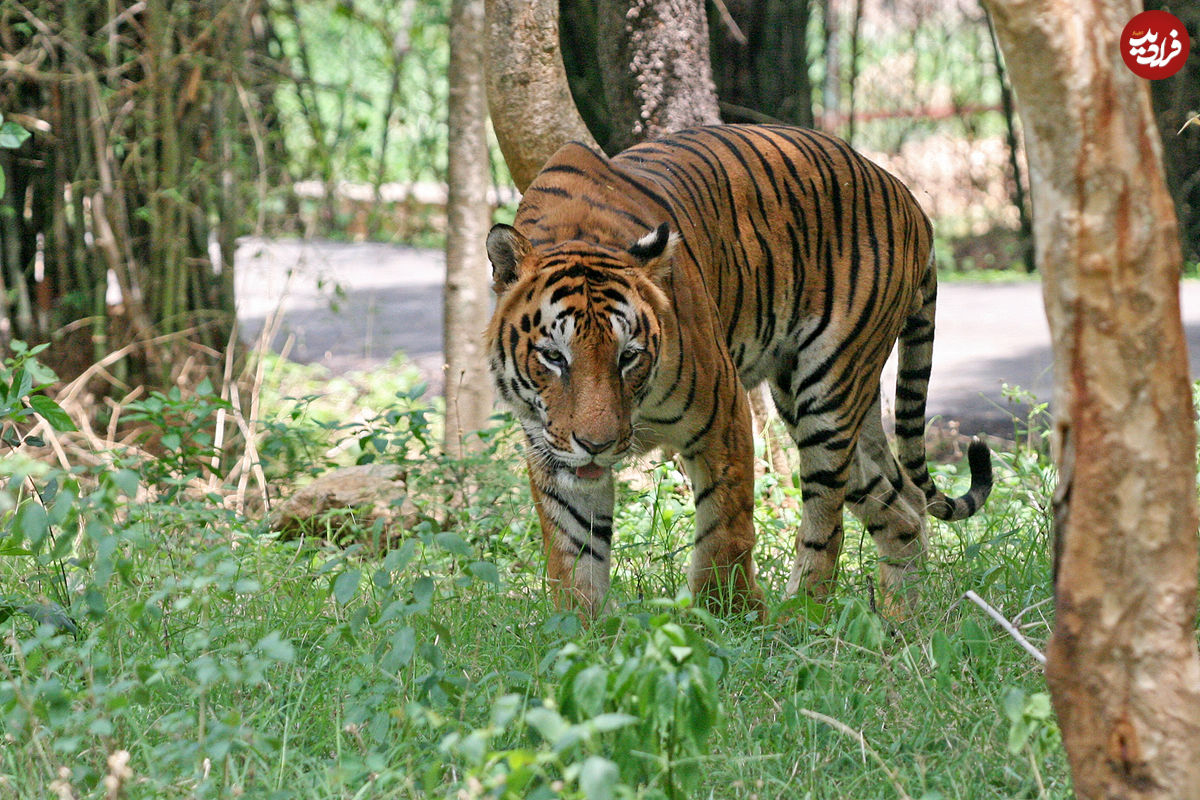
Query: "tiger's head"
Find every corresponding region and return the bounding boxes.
[485,222,676,482]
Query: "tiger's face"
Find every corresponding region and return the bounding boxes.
[485,223,675,482]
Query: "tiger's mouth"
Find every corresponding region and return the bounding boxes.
[574,462,608,481]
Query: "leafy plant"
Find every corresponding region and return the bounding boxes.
[120,379,232,499]
[443,592,726,800]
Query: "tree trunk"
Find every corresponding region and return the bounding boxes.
[484,0,597,192]
[820,0,841,131]
[1146,1,1200,263]
[708,0,815,129]
[443,0,493,457]
[593,0,720,151]
[983,0,1200,794]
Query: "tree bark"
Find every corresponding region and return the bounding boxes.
[483,0,597,191]
[444,0,493,457]
[594,0,720,152]
[983,0,1200,795]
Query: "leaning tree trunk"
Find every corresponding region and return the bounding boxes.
[984,0,1200,795]
[443,0,493,456]
[483,0,597,191]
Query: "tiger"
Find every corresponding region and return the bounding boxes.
[484,124,992,618]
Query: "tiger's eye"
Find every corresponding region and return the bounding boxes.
[537,347,567,369]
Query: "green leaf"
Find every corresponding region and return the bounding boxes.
[572,665,607,719]
[411,575,434,611]
[11,365,32,403]
[18,601,77,634]
[17,503,48,545]
[467,560,500,585]
[669,645,693,664]
[332,569,361,605]
[1001,687,1026,723]
[255,631,295,662]
[524,706,568,744]
[111,469,140,497]
[931,631,955,671]
[383,538,416,572]
[28,395,76,432]
[490,693,523,730]
[434,531,471,557]
[0,121,31,149]
[578,756,619,800]
[1025,692,1053,720]
[589,712,638,733]
[382,625,416,671]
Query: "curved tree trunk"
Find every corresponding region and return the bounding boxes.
[483,0,597,191]
[444,0,493,456]
[983,0,1200,794]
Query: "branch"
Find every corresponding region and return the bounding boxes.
[961,590,1047,666]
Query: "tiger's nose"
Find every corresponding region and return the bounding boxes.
[575,435,616,454]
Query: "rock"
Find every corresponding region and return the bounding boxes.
[270,463,420,541]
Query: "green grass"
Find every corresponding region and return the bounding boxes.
[1,352,1070,799]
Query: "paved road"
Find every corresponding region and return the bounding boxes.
[235,238,1200,438]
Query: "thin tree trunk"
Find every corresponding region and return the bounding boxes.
[845,0,863,144]
[821,0,840,131]
[984,0,1200,794]
[444,0,493,457]
[983,6,1034,274]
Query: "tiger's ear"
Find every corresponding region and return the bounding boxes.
[628,222,677,280]
[486,224,533,293]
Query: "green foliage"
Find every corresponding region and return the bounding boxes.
[444,594,725,799]
[0,352,1082,798]
[121,380,232,499]
[269,0,452,186]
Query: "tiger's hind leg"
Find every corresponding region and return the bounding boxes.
[769,379,864,603]
[845,396,928,614]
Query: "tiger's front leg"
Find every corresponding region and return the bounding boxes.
[526,459,616,618]
[680,390,765,618]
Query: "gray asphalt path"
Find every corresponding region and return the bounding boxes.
[235,237,1200,438]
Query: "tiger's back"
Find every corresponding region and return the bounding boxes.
[488,124,991,616]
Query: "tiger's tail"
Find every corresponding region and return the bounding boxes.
[894,254,993,522]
